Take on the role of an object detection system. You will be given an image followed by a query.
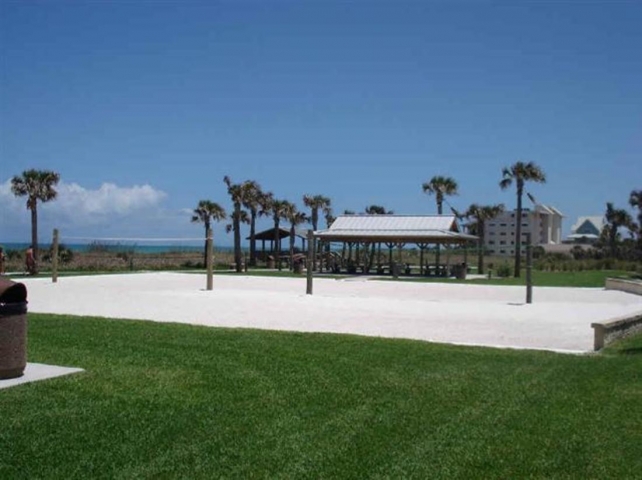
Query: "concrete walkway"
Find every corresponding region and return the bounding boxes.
[0,363,84,390]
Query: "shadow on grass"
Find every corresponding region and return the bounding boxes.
[614,347,642,356]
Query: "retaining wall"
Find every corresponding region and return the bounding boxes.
[592,312,642,351]
[605,277,642,296]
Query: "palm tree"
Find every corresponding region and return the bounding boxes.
[225,210,250,239]
[303,194,331,269]
[191,200,226,266]
[303,194,331,231]
[604,202,634,258]
[11,169,61,266]
[422,175,458,271]
[266,196,290,271]
[630,190,642,244]
[241,181,267,267]
[464,203,505,275]
[364,205,392,215]
[283,202,307,270]
[323,206,335,228]
[499,161,546,277]
[223,176,252,273]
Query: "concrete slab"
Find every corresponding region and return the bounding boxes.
[0,363,84,390]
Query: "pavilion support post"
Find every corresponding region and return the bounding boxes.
[418,243,428,276]
[386,243,394,273]
[463,241,469,269]
[446,243,451,273]
[397,243,406,275]
[367,242,375,273]
[306,230,314,295]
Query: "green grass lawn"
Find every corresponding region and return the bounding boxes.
[2,315,641,479]
[380,269,632,288]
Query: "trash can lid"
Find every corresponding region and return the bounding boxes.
[0,278,27,304]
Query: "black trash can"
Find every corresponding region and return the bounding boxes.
[392,262,401,279]
[0,279,28,380]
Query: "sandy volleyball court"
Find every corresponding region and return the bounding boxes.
[19,272,642,353]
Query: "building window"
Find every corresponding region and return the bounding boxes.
[500,250,506,254]
[500,241,506,245]
[500,223,507,227]
[489,240,495,245]
[489,223,496,227]
[522,223,528,227]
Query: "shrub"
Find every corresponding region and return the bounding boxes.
[496,262,511,278]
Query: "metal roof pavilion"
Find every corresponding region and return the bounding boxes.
[314,215,477,244]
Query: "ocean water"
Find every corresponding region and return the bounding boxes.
[0,242,235,254]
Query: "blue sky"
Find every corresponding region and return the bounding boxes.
[1,1,640,246]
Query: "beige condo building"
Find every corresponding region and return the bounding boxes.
[485,205,564,256]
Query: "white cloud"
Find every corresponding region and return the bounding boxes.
[53,182,167,217]
[0,179,183,242]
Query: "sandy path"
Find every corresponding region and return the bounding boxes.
[19,272,642,353]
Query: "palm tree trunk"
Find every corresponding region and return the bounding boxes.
[249,211,257,267]
[436,198,442,271]
[274,219,282,271]
[478,222,484,275]
[203,222,210,267]
[368,243,375,271]
[234,205,242,273]
[514,186,523,277]
[609,226,617,258]
[289,226,295,271]
[312,211,318,270]
[31,204,38,263]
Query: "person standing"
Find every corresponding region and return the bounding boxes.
[25,246,36,275]
[0,247,5,275]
